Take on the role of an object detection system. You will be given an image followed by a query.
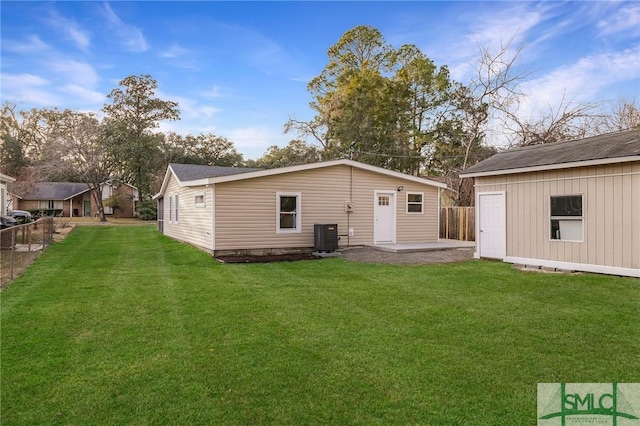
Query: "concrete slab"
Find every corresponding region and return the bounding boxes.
[368,239,475,253]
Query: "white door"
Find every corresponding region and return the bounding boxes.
[374,192,396,244]
[478,193,505,259]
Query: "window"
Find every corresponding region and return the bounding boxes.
[276,192,301,233]
[195,193,205,208]
[550,195,583,241]
[169,195,179,223]
[378,195,390,206]
[407,192,424,214]
[174,194,179,222]
[39,200,62,209]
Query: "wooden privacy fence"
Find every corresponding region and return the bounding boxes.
[440,207,475,241]
[0,217,55,286]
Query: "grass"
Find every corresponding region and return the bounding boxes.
[1,226,638,425]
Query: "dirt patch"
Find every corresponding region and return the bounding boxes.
[215,246,475,265]
[216,253,322,264]
[339,246,475,265]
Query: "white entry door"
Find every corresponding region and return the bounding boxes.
[478,192,506,259]
[374,192,396,244]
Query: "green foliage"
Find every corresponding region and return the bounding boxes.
[249,140,321,169]
[135,198,157,220]
[103,191,129,212]
[299,25,457,176]
[2,226,639,424]
[161,132,244,166]
[103,75,180,197]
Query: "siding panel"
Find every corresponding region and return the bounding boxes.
[474,161,640,274]
[214,165,440,251]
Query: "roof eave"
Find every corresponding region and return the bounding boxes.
[195,159,447,188]
[460,155,640,178]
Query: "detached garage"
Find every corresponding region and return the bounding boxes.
[460,129,640,277]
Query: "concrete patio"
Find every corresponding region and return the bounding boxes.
[369,239,475,253]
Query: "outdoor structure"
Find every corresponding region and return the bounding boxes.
[1,172,16,215]
[460,129,640,277]
[11,181,139,218]
[154,159,447,255]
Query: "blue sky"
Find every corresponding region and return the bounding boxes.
[2,1,639,159]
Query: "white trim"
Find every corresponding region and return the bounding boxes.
[373,190,397,244]
[475,191,506,260]
[505,256,640,278]
[276,192,301,234]
[175,159,447,189]
[406,191,424,214]
[460,156,639,178]
[473,170,640,188]
[549,194,584,243]
[194,192,205,208]
[210,186,216,251]
[0,173,16,183]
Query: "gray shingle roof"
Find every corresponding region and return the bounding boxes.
[461,129,640,176]
[15,182,90,200]
[170,163,262,181]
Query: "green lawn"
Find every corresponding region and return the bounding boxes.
[1,226,638,425]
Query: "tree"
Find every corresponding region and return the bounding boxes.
[288,26,455,175]
[103,75,180,198]
[54,111,116,222]
[593,98,640,133]
[163,133,244,166]
[250,140,321,169]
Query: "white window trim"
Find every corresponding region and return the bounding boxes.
[276,192,301,234]
[168,194,179,223]
[406,192,424,214]
[194,192,205,208]
[549,194,583,243]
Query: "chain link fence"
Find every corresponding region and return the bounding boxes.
[1,217,55,287]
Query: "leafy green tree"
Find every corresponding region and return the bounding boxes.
[103,75,180,198]
[250,140,321,169]
[162,133,244,166]
[287,26,455,175]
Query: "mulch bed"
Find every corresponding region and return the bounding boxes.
[215,253,323,264]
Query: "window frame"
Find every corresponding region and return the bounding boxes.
[194,192,205,208]
[168,194,179,223]
[276,192,301,234]
[406,192,424,214]
[549,194,584,242]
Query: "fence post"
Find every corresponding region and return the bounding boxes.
[9,228,16,281]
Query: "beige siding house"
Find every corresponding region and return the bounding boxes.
[155,159,446,255]
[460,129,640,277]
[1,172,16,215]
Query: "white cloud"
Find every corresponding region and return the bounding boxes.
[598,4,640,37]
[101,3,148,52]
[45,9,91,51]
[3,35,50,53]
[62,85,105,104]
[48,60,100,87]
[161,44,188,59]
[0,74,60,106]
[201,85,224,99]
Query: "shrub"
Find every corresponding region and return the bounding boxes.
[136,199,157,221]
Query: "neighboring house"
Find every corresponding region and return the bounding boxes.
[154,159,447,255]
[11,181,139,218]
[0,172,16,215]
[460,129,640,278]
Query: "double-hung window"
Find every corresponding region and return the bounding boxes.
[276,192,301,233]
[406,192,424,214]
[550,195,583,241]
[169,195,179,223]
